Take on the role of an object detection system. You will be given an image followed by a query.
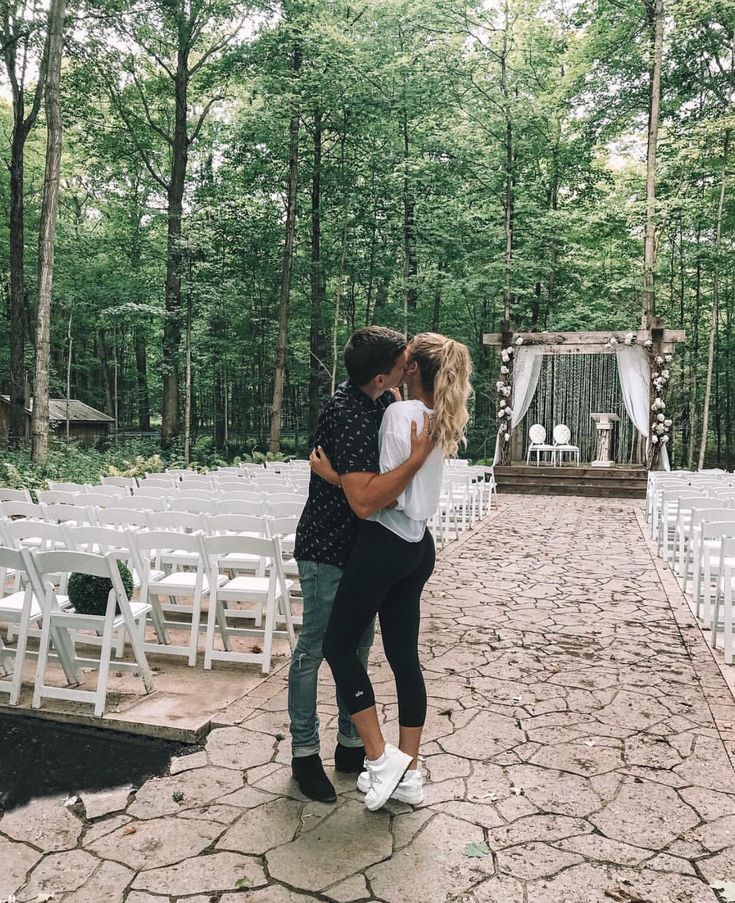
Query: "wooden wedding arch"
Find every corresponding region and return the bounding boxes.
[483,318,686,468]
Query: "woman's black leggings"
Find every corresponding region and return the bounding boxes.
[323,520,435,728]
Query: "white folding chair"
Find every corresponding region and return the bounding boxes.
[262,492,303,505]
[29,549,154,716]
[139,475,178,488]
[83,492,128,509]
[692,518,735,626]
[134,529,225,666]
[676,501,731,583]
[711,537,735,663]
[201,533,295,673]
[148,511,206,571]
[658,490,707,561]
[0,545,45,704]
[0,544,79,703]
[105,495,166,512]
[526,424,555,466]
[552,424,580,466]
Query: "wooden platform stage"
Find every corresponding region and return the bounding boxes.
[494,464,647,499]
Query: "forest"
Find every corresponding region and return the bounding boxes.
[0,0,732,472]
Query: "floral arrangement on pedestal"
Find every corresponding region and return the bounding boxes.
[496,340,517,464]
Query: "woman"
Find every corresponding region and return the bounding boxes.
[313,332,473,811]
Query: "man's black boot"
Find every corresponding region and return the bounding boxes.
[291,754,337,802]
[334,742,367,774]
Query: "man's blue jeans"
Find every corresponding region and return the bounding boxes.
[289,560,375,758]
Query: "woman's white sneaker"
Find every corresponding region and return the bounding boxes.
[358,765,423,805]
[362,744,413,811]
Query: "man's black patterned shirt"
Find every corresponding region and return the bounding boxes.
[294,380,393,569]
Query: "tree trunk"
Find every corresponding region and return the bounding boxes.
[183,277,193,464]
[269,42,302,454]
[65,306,72,439]
[402,108,418,321]
[698,125,731,469]
[8,128,27,445]
[31,0,66,465]
[134,327,151,430]
[331,223,348,395]
[308,108,327,441]
[501,0,513,324]
[641,0,664,328]
[160,48,189,448]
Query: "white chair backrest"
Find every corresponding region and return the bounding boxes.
[148,510,205,533]
[83,492,125,509]
[86,484,127,498]
[101,476,137,490]
[267,514,299,538]
[134,529,204,563]
[178,474,212,486]
[63,524,142,576]
[47,481,86,493]
[140,475,177,488]
[106,495,166,512]
[201,532,284,580]
[691,504,733,529]
[217,499,265,517]
[262,492,301,505]
[661,489,706,508]
[4,519,68,550]
[680,499,728,516]
[170,496,216,515]
[0,502,44,520]
[0,488,32,504]
[529,424,546,444]
[553,424,572,445]
[95,507,151,529]
[132,485,171,499]
[720,536,735,563]
[37,490,76,505]
[701,518,735,541]
[264,500,305,519]
[205,513,268,535]
[0,501,45,520]
[173,487,212,500]
[42,503,92,525]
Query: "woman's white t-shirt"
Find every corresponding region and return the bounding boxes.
[369,400,444,542]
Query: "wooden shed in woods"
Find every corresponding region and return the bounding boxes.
[0,396,114,443]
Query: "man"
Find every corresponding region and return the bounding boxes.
[290,326,435,801]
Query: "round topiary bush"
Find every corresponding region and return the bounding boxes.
[67,560,134,616]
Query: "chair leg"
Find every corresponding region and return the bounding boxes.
[261,589,276,675]
[32,610,55,709]
[10,608,32,706]
[203,585,218,671]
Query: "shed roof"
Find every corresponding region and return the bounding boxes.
[1,396,114,423]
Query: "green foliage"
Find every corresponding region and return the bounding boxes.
[0,0,733,468]
[67,560,134,617]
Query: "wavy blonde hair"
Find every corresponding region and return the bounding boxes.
[409,332,473,458]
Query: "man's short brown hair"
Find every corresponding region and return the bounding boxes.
[343,326,407,386]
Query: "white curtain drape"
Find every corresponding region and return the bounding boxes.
[493,346,544,464]
[615,344,669,470]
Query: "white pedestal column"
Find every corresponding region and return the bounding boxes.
[590,413,619,468]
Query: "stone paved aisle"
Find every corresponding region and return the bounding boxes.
[5,496,735,903]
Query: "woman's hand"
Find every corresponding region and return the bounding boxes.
[309,446,341,487]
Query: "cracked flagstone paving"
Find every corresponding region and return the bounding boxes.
[4,496,735,902]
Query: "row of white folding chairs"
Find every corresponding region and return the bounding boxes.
[647,486,735,664]
[0,524,296,715]
[0,542,154,714]
[647,474,735,541]
[431,470,494,546]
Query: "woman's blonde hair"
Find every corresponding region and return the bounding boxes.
[409,332,473,458]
